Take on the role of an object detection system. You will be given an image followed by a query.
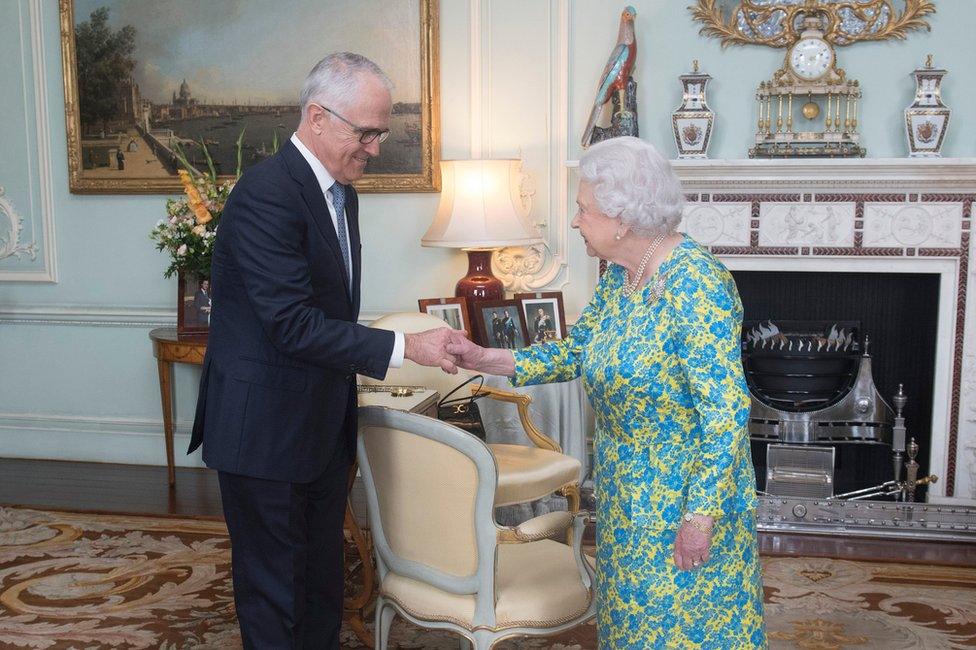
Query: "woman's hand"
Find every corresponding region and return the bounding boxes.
[673,514,714,571]
[446,332,516,376]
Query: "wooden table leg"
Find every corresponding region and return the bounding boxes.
[344,464,376,647]
[156,358,176,488]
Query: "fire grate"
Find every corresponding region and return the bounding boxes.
[742,320,893,445]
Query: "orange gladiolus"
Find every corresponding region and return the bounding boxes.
[178,170,213,225]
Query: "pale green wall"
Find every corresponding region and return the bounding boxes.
[1,0,973,466]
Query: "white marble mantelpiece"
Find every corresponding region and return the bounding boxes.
[564,157,976,503]
[670,157,976,192]
[568,157,976,192]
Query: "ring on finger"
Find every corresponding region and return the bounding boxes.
[692,559,701,567]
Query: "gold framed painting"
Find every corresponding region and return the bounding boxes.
[59,0,440,194]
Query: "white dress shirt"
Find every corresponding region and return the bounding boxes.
[290,133,404,368]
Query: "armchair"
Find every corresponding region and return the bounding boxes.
[357,406,595,649]
[363,312,582,514]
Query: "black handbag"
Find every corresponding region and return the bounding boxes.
[437,375,487,440]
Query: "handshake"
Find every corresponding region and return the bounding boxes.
[403,328,516,377]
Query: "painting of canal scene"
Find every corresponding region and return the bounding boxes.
[59,0,439,194]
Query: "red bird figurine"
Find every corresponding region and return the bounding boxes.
[581,6,637,148]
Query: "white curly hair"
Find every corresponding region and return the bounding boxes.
[578,136,685,237]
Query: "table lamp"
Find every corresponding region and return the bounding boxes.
[421,159,542,300]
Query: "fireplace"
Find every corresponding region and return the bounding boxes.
[671,157,975,503]
[734,272,940,498]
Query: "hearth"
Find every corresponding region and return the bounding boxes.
[732,271,940,499]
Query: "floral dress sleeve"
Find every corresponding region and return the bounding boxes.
[670,259,753,518]
[510,269,614,387]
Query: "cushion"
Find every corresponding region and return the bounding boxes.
[490,444,581,507]
[380,538,592,630]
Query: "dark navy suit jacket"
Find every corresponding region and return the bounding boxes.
[188,140,394,482]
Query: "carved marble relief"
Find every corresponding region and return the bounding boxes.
[680,203,751,246]
[759,203,856,247]
[863,203,962,248]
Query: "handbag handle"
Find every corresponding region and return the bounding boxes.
[437,374,486,408]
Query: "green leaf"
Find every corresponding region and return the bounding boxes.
[199,140,218,183]
[171,141,196,175]
[235,128,246,178]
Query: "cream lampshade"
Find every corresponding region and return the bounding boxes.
[422,159,541,300]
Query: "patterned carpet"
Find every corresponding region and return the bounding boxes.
[1,506,975,649]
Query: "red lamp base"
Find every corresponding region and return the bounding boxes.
[455,249,503,301]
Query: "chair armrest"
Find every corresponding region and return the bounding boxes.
[498,511,595,590]
[497,510,574,543]
[471,385,562,453]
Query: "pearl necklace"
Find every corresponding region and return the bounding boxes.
[622,234,666,295]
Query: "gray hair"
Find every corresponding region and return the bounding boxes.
[578,136,685,237]
[299,52,394,118]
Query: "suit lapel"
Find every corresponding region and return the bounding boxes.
[347,186,362,317]
[280,141,353,305]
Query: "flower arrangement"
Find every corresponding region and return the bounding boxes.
[150,130,270,280]
[150,169,228,279]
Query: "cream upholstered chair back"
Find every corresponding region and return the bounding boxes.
[359,413,484,577]
[359,407,596,649]
[365,312,477,398]
[358,406,499,589]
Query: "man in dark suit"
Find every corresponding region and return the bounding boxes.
[192,278,211,326]
[189,52,456,649]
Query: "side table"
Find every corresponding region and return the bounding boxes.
[149,327,207,487]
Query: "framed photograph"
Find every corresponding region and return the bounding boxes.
[59,0,440,194]
[515,291,567,343]
[472,300,529,350]
[177,273,211,335]
[418,296,471,336]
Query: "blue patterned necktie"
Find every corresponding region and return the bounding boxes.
[329,181,352,290]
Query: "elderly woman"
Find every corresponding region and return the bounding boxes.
[447,136,766,648]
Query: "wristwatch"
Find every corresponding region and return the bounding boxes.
[683,512,712,534]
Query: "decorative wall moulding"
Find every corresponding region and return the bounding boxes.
[1,0,58,283]
[0,305,415,329]
[0,187,37,263]
[0,304,174,327]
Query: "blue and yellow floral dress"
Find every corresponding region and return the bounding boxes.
[512,236,767,649]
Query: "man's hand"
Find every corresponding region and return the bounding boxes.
[673,515,714,571]
[445,331,516,376]
[444,331,487,370]
[403,328,459,374]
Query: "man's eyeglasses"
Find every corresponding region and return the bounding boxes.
[316,104,390,144]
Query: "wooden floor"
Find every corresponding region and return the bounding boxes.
[3,458,975,566]
[0,458,223,519]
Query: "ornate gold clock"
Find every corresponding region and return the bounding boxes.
[754,14,863,158]
[690,0,937,158]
